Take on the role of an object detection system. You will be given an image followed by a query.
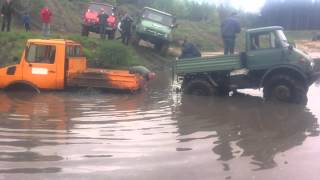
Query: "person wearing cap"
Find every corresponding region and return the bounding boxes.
[98,8,108,39]
[220,12,241,55]
[120,13,133,45]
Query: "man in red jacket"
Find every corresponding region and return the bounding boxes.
[40,6,52,36]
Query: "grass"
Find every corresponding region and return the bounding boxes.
[0,30,145,68]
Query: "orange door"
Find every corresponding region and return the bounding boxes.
[22,44,58,89]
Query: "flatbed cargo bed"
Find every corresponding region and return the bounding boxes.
[175,55,243,76]
[67,68,143,91]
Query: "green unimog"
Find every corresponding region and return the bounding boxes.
[134,7,177,52]
[174,26,320,103]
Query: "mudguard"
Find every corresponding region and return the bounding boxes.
[4,80,41,93]
[260,65,308,87]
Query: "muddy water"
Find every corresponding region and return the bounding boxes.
[0,72,319,180]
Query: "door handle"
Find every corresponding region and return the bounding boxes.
[29,63,32,67]
[49,70,56,73]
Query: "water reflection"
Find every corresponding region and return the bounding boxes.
[0,80,318,178]
[176,93,319,171]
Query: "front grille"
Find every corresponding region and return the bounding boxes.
[146,28,165,37]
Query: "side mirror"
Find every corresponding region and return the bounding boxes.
[288,45,294,51]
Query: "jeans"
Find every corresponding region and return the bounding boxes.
[1,16,11,32]
[122,31,131,45]
[42,23,51,36]
[100,25,106,39]
[24,23,30,32]
[223,37,236,55]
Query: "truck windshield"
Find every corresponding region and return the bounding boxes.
[142,9,174,27]
[88,4,113,15]
[276,30,289,47]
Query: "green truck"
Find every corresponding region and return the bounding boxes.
[134,7,177,52]
[175,26,320,103]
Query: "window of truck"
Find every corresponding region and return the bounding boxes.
[66,46,82,57]
[250,32,279,50]
[142,9,173,27]
[89,4,113,15]
[26,45,56,64]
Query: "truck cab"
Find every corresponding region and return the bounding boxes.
[0,39,153,92]
[134,7,177,52]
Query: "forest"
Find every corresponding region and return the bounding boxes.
[260,0,320,30]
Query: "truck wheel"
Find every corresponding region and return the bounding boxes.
[263,74,307,103]
[131,35,140,46]
[81,25,89,37]
[160,43,169,54]
[108,30,116,40]
[154,42,163,51]
[184,79,214,96]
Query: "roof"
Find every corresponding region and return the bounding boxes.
[27,39,80,45]
[89,2,113,7]
[143,7,173,17]
[247,26,283,34]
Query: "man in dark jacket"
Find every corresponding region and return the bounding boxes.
[221,12,241,55]
[179,38,201,59]
[98,9,108,39]
[120,14,133,45]
[1,0,14,32]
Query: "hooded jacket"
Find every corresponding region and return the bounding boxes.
[40,7,52,23]
[221,16,241,38]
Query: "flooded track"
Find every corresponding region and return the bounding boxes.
[0,72,319,180]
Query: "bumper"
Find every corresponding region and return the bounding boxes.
[83,23,116,33]
[137,31,170,44]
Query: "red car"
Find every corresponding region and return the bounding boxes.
[81,2,117,39]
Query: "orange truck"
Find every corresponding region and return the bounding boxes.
[0,39,155,92]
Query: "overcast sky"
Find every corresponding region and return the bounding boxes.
[197,0,266,13]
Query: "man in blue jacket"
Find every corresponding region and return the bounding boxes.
[221,12,241,55]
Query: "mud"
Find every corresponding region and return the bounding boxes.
[0,71,319,180]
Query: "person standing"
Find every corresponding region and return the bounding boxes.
[40,6,52,36]
[98,9,108,39]
[22,12,30,32]
[220,12,241,55]
[120,14,133,45]
[1,0,14,32]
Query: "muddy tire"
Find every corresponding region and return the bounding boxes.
[160,43,169,54]
[154,42,163,51]
[131,35,140,46]
[263,74,307,103]
[81,25,89,37]
[184,79,214,96]
[108,30,116,40]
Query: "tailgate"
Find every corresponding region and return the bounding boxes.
[175,55,242,75]
[67,68,144,91]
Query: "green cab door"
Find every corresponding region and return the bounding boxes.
[246,31,285,70]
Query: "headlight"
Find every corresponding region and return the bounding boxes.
[311,60,315,68]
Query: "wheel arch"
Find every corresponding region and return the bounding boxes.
[261,65,308,88]
[4,80,41,93]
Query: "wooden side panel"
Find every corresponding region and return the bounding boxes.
[67,68,145,91]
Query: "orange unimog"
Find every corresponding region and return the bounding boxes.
[0,39,155,92]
